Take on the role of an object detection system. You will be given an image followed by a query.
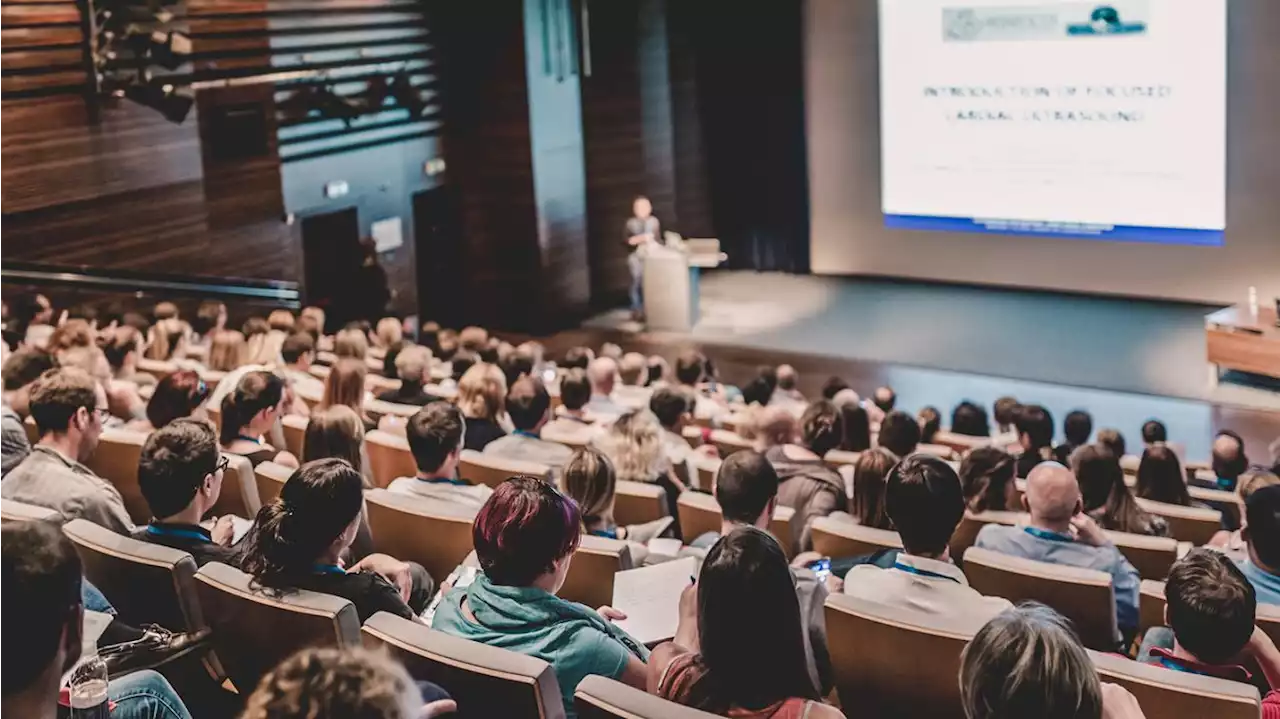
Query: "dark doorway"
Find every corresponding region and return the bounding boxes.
[301,207,360,331]
[414,186,464,328]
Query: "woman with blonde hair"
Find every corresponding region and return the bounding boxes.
[374,317,402,349]
[321,358,375,432]
[146,301,189,361]
[457,362,507,451]
[595,408,684,516]
[334,327,369,360]
[208,330,248,372]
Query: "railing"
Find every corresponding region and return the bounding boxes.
[0,261,300,308]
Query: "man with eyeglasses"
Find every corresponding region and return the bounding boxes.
[2,367,134,533]
[134,418,247,566]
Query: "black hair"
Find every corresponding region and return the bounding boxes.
[885,455,965,556]
[406,403,465,474]
[873,386,896,413]
[1135,445,1190,506]
[138,418,220,519]
[646,358,665,387]
[838,404,872,452]
[220,371,285,445]
[505,377,551,431]
[1165,549,1256,664]
[714,451,779,525]
[821,376,849,400]
[240,459,365,589]
[993,396,1020,428]
[754,366,778,396]
[800,400,843,457]
[878,410,920,458]
[2,349,57,391]
[951,401,991,438]
[559,369,591,412]
[2,520,83,696]
[1071,444,1151,536]
[959,446,1016,513]
[740,377,774,407]
[501,352,534,389]
[918,406,941,444]
[1096,428,1126,459]
[1063,410,1093,446]
[477,346,499,364]
[675,350,706,386]
[1141,419,1167,444]
[450,351,476,383]
[649,387,693,430]
[1211,430,1248,481]
[1015,405,1054,449]
[1246,485,1280,569]
[280,332,316,365]
[28,368,97,435]
[561,346,593,371]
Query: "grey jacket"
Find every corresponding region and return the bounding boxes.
[1,445,134,533]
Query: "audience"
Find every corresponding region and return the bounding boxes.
[614,352,651,406]
[765,401,846,551]
[650,527,844,718]
[675,349,728,423]
[1053,410,1093,465]
[1239,485,1280,605]
[484,376,572,466]
[2,367,134,533]
[320,358,375,432]
[1,348,57,474]
[1014,404,1055,478]
[650,387,696,475]
[845,455,1011,628]
[241,458,433,622]
[950,400,991,438]
[837,401,872,452]
[1141,419,1167,447]
[975,462,1140,640]
[103,326,155,388]
[595,409,684,517]
[303,405,368,480]
[872,385,895,414]
[1096,427,1127,459]
[389,403,492,508]
[917,405,941,444]
[192,300,227,344]
[563,447,627,540]
[849,448,896,530]
[129,369,210,433]
[207,329,248,372]
[877,409,921,459]
[432,476,649,715]
[561,345,594,370]
[585,357,627,416]
[1071,444,1167,537]
[542,368,597,443]
[821,376,849,400]
[1208,429,1249,491]
[146,301,189,362]
[378,345,439,407]
[456,363,507,451]
[772,364,806,406]
[135,419,242,566]
[959,446,1018,513]
[991,395,1020,442]
[334,327,370,360]
[1135,445,1193,506]
[279,331,323,395]
[646,354,669,387]
[220,370,298,469]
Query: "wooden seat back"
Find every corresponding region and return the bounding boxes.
[811,515,902,559]
[364,489,477,583]
[1091,651,1260,719]
[1135,499,1222,545]
[365,430,418,489]
[459,449,551,489]
[560,534,632,610]
[84,427,151,524]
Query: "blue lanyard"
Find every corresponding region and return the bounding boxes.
[1023,526,1073,543]
[512,429,539,439]
[589,527,619,540]
[419,476,470,487]
[893,561,960,584]
[146,525,209,542]
[312,563,346,576]
[1156,656,1193,674]
[235,435,262,445]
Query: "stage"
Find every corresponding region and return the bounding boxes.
[573,271,1279,461]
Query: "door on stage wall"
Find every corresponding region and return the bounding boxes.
[301,207,361,332]
[413,185,464,328]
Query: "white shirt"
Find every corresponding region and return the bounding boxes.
[387,476,493,510]
[843,553,1011,631]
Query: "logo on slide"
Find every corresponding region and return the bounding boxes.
[1066,6,1147,35]
[942,2,1148,42]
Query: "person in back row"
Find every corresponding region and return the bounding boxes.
[1240,485,1280,605]
[1141,419,1167,447]
[456,363,507,451]
[1071,444,1167,537]
[1053,410,1093,465]
[135,419,243,566]
[650,387,696,477]
[585,357,627,416]
[378,345,440,407]
[389,403,493,509]
[2,348,57,475]
[1135,444,1194,507]
[958,446,1018,514]
[764,401,846,552]
[1014,404,1055,478]
[1207,430,1249,492]
[541,369,599,444]
[279,331,324,397]
[876,410,920,459]
[220,370,298,469]
[843,455,1011,629]
[975,462,1140,641]
[2,367,134,533]
[483,376,573,467]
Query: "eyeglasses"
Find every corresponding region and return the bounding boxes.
[214,456,230,474]
[93,407,111,421]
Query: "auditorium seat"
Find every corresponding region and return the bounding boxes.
[23,415,39,445]
[194,561,360,692]
[681,425,704,449]
[205,405,221,434]
[363,489,476,584]
[575,675,719,719]
[822,449,861,469]
[824,593,973,719]
[214,453,256,518]
[1138,579,1167,638]
[709,429,753,457]
[253,461,294,510]
[962,546,1117,650]
[691,455,720,491]
[362,612,566,719]
[84,427,151,524]
[366,398,420,421]
[1135,499,1222,545]
[63,518,203,634]
[916,443,958,460]
[1091,650,1261,719]
[459,450,552,489]
[811,515,902,559]
[308,364,331,381]
[930,430,992,454]
[294,382,324,409]
[0,498,60,523]
[281,413,308,459]
[1104,531,1184,581]
[949,510,1026,565]
[135,358,178,382]
[560,534,633,611]
[1186,483,1242,528]
[676,490,796,558]
[541,423,593,450]
[612,480,668,527]
[365,430,418,489]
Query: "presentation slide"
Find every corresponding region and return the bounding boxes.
[878,0,1226,245]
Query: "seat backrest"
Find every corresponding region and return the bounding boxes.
[253,461,294,511]
[1187,484,1243,528]
[364,489,477,584]
[931,431,992,454]
[1091,651,1260,719]
[574,675,718,719]
[612,480,668,527]
[963,547,1117,650]
[708,429,752,458]
[135,358,178,381]
[824,593,974,719]
[459,450,551,489]
[366,399,421,421]
[215,453,256,518]
[0,498,60,524]
[362,612,566,719]
[63,518,202,632]
[24,415,40,445]
[1135,499,1222,546]
[540,425,592,450]
[194,562,360,693]
[1139,579,1168,638]
[949,510,1026,564]
[1104,530,1180,581]
[365,430,418,489]
[675,491,793,555]
[281,414,308,459]
[83,427,151,524]
[822,449,861,470]
[560,534,631,610]
[916,443,957,460]
[811,515,902,559]
[691,456,720,494]
[205,404,222,435]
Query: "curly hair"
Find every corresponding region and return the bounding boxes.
[241,646,421,719]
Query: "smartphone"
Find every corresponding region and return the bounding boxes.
[805,557,831,582]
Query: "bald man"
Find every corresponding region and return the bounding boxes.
[770,364,806,416]
[584,357,627,417]
[974,462,1140,641]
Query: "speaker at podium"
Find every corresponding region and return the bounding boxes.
[642,234,727,332]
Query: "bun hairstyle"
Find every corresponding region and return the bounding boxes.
[220,370,285,445]
[800,400,844,457]
[240,459,365,589]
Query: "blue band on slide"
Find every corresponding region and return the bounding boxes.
[884,214,1224,246]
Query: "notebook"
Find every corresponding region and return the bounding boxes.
[611,556,697,646]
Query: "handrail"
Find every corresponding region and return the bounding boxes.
[1,261,300,307]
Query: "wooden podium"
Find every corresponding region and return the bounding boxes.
[1205,304,1280,380]
[642,238,726,332]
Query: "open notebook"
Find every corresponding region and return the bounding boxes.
[611,556,697,646]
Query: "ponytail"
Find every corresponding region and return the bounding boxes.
[220,370,284,445]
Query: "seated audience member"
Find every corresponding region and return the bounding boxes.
[321,358,375,432]
[845,456,1011,627]
[595,409,684,517]
[103,326,156,388]
[433,477,649,714]
[1136,548,1280,710]
[877,409,921,459]
[241,646,454,719]
[389,403,493,508]
[241,459,433,622]
[675,350,728,423]
[585,357,627,416]
[1211,471,1280,551]
[12,292,56,348]
[377,345,439,407]
[646,354,669,387]
[192,300,227,344]
[871,386,895,414]
[960,604,1147,719]
[2,521,194,719]
[304,405,369,482]
[543,369,597,439]
[135,419,242,566]
[456,363,507,451]
[1072,444,1167,537]
[1239,485,1280,605]
[1135,445,1194,506]
[458,326,489,354]
[374,318,403,370]
[1096,427,1127,459]
[991,396,1020,444]
[1208,430,1249,491]
[333,327,370,361]
[772,363,805,403]
[740,376,775,409]
[959,446,1017,513]
[1141,419,1167,447]
[279,332,323,394]
[484,376,572,466]
[47,319,95,357]
[821,376,849,400]
[207,329,249,372]
[2,348,57,475]
[948,400,991,438]
[975,462,1140,640]
[917,406,941,444]
[60,344,143,422]
[850,449,896,530]
[561,345,594,371]
[242,317,272,365]
[128,370,210,433]
[2,368,134,533]
[1014,404,1055,478]
[650,387,696,472]
[1053,410,1093,465]
[765,401,846,551]
[650,527,843,718]
[498,346,534,389]
[614,352,651,406]
[220,370,299,469]
[562,447,668,552]
[836,400,872,452]
[599,342,623,361]
[146,302,189,362]
[446,350,475,386]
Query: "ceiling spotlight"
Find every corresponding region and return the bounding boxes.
[124,82,193,123]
